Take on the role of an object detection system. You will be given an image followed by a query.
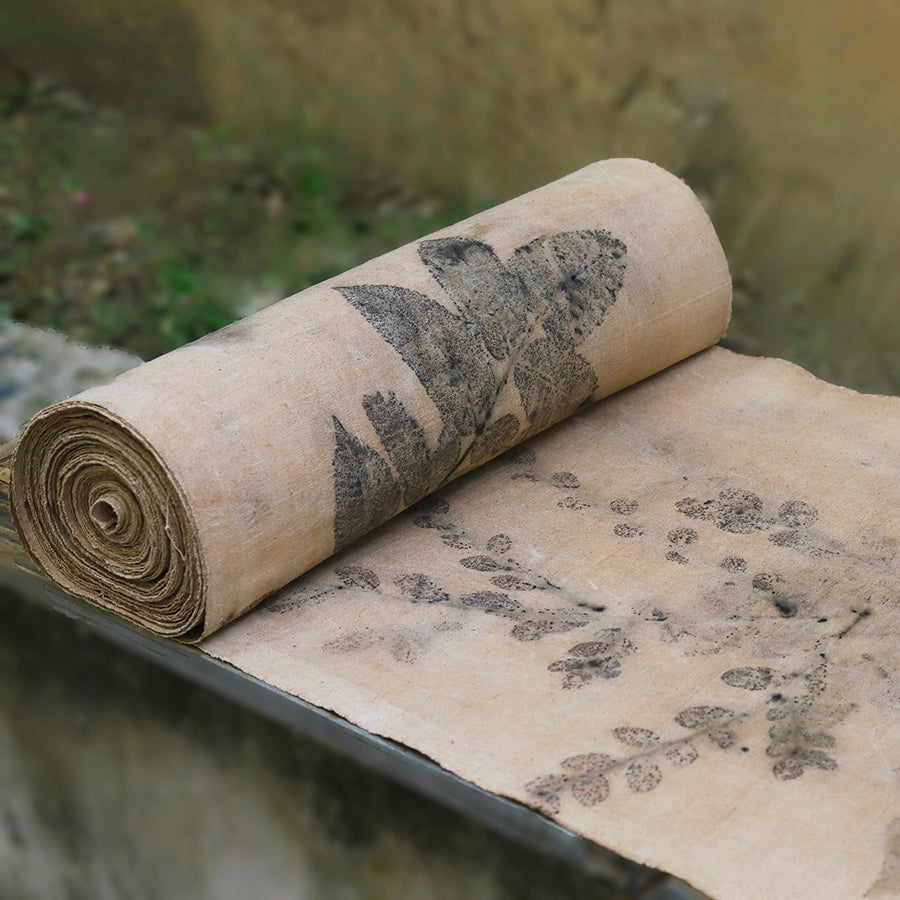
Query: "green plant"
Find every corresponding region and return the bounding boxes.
[0,70,484,359]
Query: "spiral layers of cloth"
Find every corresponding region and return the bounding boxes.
[13,404,203,637]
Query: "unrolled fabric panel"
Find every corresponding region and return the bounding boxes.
[204,347,900,900]
[10,158,731,639]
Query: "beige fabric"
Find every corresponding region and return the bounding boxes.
[204,347,900,900]
[10,158,730,638]
[14,156,898,897]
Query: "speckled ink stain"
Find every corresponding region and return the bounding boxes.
[547,631,636,688]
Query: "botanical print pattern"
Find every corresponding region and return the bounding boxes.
[330,230,627,548]
[265,431,897,817]
[204,347,900,900]
[508,449,876,795]
[525,709,739,815]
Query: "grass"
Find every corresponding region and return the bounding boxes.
[0,69,484,359]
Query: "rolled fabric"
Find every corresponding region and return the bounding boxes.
[11,158,731,639]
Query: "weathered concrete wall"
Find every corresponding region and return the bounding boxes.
[0,583,705,900]
[3,2,898,391]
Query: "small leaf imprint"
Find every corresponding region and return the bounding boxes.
[625,760,662,793]
[764,693,838,780]
[675,489,836,558]
[613,726,659,749]
[548,631,636,688]
[721,666,774,691]
[263,564,381,614]
[525,719,711,814]
[674,706,739,751]
[524,752,617,816]
[717,655,842,780]
[393,573,450,604]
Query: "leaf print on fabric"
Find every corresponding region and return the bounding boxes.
[417,237,536,362]
[674,706,739,752]
[361,392,432,506]
[525,720,700,815]
[512,341,597,434]
[548,632,637,688]
[460,591,524,616]
[393,573,451,604]
[675,489,836,558]
[331,417,402,548]
[330,230,628,550]
[759,666,840,780]
[337,282,495,447]
[525,752,618,816]
[507,230,626,431]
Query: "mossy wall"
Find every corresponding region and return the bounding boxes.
[3,1,899,390]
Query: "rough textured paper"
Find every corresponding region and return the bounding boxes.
[9,157,897,899]
[204,348,900,900]
[10,158,730,638]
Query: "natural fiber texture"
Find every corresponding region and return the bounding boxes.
[11,405,201,636]
[10,158,730,639]
[204,347,900,900]
[6,158,900,900]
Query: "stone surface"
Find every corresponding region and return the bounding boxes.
[0,320,139,443]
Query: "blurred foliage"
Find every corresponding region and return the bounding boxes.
[1,34,898,396]
[2,2,900,395]
[0,65,483,359]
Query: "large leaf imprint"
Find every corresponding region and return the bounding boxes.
[331,230,627,549]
